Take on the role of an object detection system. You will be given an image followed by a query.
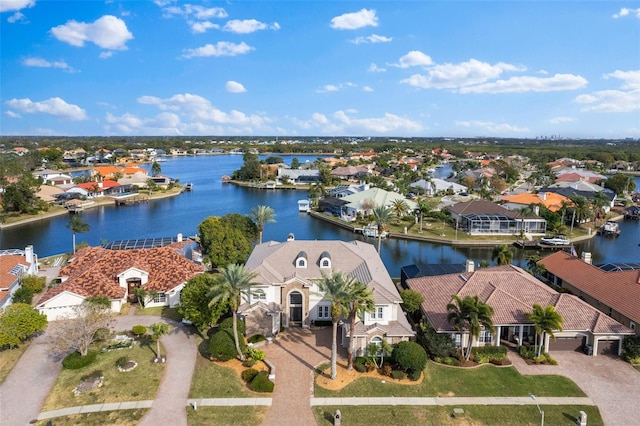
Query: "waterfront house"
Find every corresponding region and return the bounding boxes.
[446,199,546,235]
[242,238,415,354]
[44,174,73,187]
[36,185,64,204]
[0,246,38,310]
[406,263,633,356]
[501,192,571,213]
[276,168,321,185]
[410,178,467,196]
[330,165,372,181]
[337,187,417,219]
[36,238,203,321]
[539,251,640,336]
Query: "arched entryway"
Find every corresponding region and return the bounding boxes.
[289,291,303,326]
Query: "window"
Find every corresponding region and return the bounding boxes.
[253,289,266,301]
[453,333,461,346]
[318,305,330,319]
[153,292,167,303]
[631,322,636,331]
[369,336,382,354]
[479,330,492,344]
[297,258,306,268]
[321,259,330,268]
[370,306,384,320]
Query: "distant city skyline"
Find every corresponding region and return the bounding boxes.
[1,1,639,138]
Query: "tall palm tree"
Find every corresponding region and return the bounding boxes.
[346,281,375,370]
[207,264,259,362]
[66,214,90,254]
[447,295,494,361]
[371,205,396,254]
[251,205,276,244]
[491,244,514,265]
[150,322,170,360]
[527,304,564,358]
[390,199,410,223]
[569,194,590,226]
[317,271,352,380]
[591,192,610,227]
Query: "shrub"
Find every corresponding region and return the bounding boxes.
[434,356,460,366]
[20,275,46,293]
[132,325,147,336]
[250,371,274,393]
[11,287,34,304]
[93,327,110,342]
[408,369,422,381]
[63,351,98,370]
[390,370,406,380]
[353,363,367,373]
[243,359,256,367]
[248,334,266,344]
[518,345,537,360]
[209,329,247,361]
[115,356,129,368]
[393,341,427,374]
[241,368,259,383]
[622,336,640,363]
[218,317,246,335]
[380,363,392,377]
[417,321,457,359]
[244,346,265,361]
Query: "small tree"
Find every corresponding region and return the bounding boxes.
[11,287,34,304]
[150,322,171,360]
[151,161,162,177]
[392,341,427,378]
[400,289,424,317]
[527,304,564,358]
[47,301,114,357]
[20,275,46,293]
[179,274,228,330]
[0,303,47,348]
[66,214,90,255]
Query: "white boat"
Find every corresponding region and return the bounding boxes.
[362,224,389,238]
[599,221,620,237]
[185,183,193,191]
[298,199,311,213]
[540,235,570,246]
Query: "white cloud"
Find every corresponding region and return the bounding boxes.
[330,8,378,30]
[401,59,523,89]
[181,41,253,58]
[23,57,75,72]
[0,0,34,13]
[549,116,576,124]
[190,21,218,33]
[51,15,133,50]
[7,11,26,23]
[99,51,113,59]
[223,19,280,34]
[105,112,183,135]
[5,110,21,118]
[363,86,373,92]
[392,51,433,68]
[351,34,392,44]
[160,4,227,20]
[225,81,246,93]
[293,110,422,134]
[316,82,355,93]
[368,63,386,73]
[5,97,88,120]
[459,73,587,94]
[575,69,640,112]
[604,69,640,89]
[613,8,640,19]
[455,120,529,133]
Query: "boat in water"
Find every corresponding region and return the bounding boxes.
[362,223,389,238]
[298,199,311,213]
[539,234,570,246]
[184,183,193,191]
[598,220,620,237]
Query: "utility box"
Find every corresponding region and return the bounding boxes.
[334,409,342,426]
[577,410,587,426]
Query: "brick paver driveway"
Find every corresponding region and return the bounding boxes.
[510,350,640,426]
[262,327,336,426]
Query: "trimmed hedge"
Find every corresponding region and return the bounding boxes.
[390,370,406,380]
[247,334,266,344]
[471,346,508,363]
[353,363,367,373]
[132,325,147,336]
[62,351,98,370]
[209,328,246,361]
[250,371,274,393]
[393,341,427,374]
[241,368,259,383]
[219,317,246,335]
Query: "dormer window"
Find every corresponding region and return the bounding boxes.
[296,251,307,268]
[319,251,331,268]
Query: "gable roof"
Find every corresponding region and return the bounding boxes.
[340,187,417,211]
[447,199,518,218]
[406,265,631,335]
[539,251,640,324]
[501,192,570,212]
[37,242,203,305]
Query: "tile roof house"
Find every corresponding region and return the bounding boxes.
[501,192,571,213]
[338,187,417,220]
[406,264,633,357]
[243,238,415,354]
[0,246,39,309]
[446,200,546,235]
[411,178,467,196]
[539,251,640,336]
[37,240,203,320]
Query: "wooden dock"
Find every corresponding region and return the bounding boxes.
[115,196,149,206]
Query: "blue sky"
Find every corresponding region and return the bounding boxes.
[1,1,639,138]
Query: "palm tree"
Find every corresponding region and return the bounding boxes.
[390,199,410,223]
[207,264,258,362]
[569,194,590,226]
[527,304,564,358]
[447,295,494,361]
[491,244,514,265]
[66,214,90,254]
[591,192,610,227]
[371,205,396,254]
[346,281,375,370]
[414,199,435,233]
[150,322,170,360]
[251,205,276,244]
[317,271,352,380]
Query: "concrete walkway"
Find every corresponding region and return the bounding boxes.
[311,396,594,406]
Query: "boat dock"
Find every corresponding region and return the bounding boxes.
[114,196,149,206]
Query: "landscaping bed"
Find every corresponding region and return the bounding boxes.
[36,409,148,426]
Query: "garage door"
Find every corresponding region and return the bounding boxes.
[549,336,585,351]
[597,340,619,356]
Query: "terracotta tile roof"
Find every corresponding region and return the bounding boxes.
[539,251,640,324]
[0,255,28,288]
[37,242,203,305]
[501,192,570,212]
[406,265,632,335]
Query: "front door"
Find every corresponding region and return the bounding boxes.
[289,291,303,326]
[127,279,141,303]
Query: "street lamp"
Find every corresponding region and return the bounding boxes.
[529,393,544,426]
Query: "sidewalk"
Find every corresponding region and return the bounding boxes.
[311,396,594,406]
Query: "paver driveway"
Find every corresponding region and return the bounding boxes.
[510,350,640,426]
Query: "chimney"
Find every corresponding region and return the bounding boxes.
[581,252,592,265]
[177,233,183,242]
[540,192,547,201]
[465,259,475,273]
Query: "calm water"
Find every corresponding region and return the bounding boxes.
[1,156,638,277]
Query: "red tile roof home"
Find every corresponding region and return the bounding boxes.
[0,254,29,306]
[501,192,570,212]
[406,265,631,336]
[539,251,640,327]
[38,243,203,306]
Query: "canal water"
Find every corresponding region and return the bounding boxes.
[1,155,638,277]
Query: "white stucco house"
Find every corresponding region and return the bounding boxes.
[37,238,203,320]
[241,237,415,355]
[0,246,39,310]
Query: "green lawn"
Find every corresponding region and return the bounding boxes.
[36,409,147,426]
[313,405,603,426]
[186,406,268,425]
[135,306,182,322]
[315,361,584,398]
[42,340,165,411]
[0,343,29,385]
